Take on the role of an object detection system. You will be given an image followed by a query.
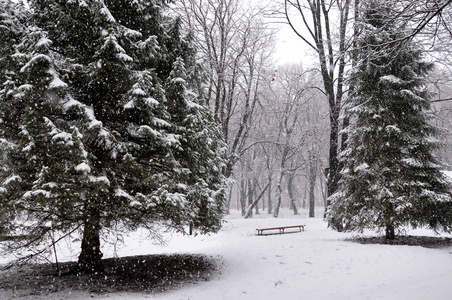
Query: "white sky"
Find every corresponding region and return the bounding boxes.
[274,23,316,66]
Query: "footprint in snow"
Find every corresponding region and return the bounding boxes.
[274,280,284,286]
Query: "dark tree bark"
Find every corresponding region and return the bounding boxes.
[247,179,254,218]
[267,173,273,214]
[78,204,103,273]
[240,178,246,216]
[309,151,317,218]
[385,202,395,240]
[385,224,395,240]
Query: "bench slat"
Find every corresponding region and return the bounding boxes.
[256,225,305,235]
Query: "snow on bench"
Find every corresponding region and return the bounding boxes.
[256,225,305,236]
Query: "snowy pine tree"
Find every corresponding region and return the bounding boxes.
[0,0,226,272]
[165,56,226,234]
[328,1,452,239]
[0,0,29,235]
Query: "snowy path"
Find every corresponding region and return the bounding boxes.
[2,210,452,299]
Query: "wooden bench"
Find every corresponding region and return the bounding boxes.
[256,225,305,236]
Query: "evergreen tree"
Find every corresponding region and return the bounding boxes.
[0,0,226,272]
[328,1,452,239]
[165,56,226,234]
[0,0,28,235]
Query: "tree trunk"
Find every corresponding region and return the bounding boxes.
[273,183,282,218]
[385,224,395,240]
[240,178,246,216]
[301,181,307,209]
[326,104,340,204]
[225,184,233,215]
[267,174,272,214]
[385,201,395,240]
[253,180,259,215]
[309,151,317,218]
[247,179,253,218]
[245,181,270,219]
[287,173,299,215]
[78,205,103,273]
[319,170,327,210]
[273,171,284,218]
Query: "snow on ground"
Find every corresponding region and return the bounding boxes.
[1,209,452,299]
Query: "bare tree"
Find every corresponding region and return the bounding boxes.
[392,0,452,43]
[429,67,452,166]
[226,61,329,218]
[281,0,353,210]
[178,0,275,179]
[261,65,312,217]
[244,181,270,218]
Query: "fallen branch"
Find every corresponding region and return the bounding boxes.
[244,181,271,219]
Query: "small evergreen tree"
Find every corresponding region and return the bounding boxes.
[328,1,452,239]
[0,0,226,272]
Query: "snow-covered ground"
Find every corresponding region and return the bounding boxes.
[2,209,452,299]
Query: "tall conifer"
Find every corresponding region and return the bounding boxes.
[328,1,452,239]
[0,0,226,272]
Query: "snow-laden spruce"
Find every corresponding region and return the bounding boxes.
[327,1,452,239]
[0,0,226,273]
